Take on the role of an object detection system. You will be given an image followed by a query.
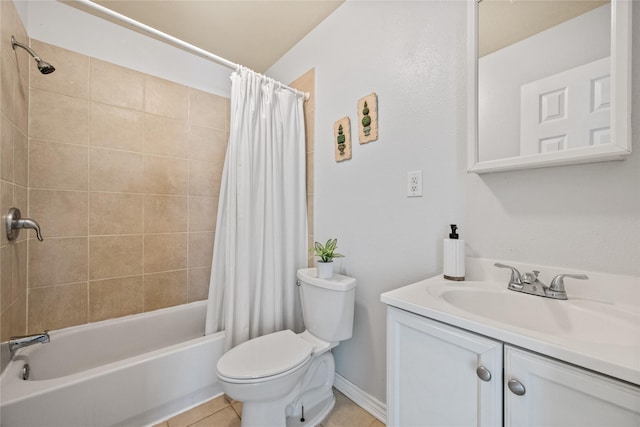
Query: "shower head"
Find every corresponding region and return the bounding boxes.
[11,36,56,75]
[36,59,55,75]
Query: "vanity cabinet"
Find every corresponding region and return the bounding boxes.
[504,346,640,426]
[386,307,502,426]
[386,306,640,427]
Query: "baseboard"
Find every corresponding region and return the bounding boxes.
[333,373,386,424]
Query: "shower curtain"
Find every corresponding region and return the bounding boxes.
[205,67,307,350]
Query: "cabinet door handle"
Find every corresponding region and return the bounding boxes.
[508,379,526,396]
[476,366,492,382]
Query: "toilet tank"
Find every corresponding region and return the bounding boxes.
[297,268,357,342]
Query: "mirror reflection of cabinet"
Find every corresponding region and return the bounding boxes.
[467,0,632,174]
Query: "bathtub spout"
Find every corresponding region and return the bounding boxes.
[9,332,50,353]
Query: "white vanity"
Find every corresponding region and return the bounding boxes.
[381,258,640,427]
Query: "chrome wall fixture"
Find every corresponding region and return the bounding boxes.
[5,208,43,241]
[11,35,55,74]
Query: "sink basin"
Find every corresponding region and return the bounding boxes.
[431,283,639,347]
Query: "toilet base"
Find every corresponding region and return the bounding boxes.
[285,394,335,427]
[239,352,336,427]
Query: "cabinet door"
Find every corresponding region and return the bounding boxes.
[387,307,502,427]
[504,345,640,427]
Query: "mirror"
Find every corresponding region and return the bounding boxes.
[467,0,632,174]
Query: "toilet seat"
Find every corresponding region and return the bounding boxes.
[217,330,314,383]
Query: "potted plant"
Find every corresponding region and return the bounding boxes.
[311,238,344,279]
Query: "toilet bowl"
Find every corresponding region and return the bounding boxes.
[216,269,357,427]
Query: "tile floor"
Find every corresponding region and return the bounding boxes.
[153,389,385,427]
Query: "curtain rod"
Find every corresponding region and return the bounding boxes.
[72,0,310,101]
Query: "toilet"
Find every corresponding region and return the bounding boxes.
[216,268,357,427]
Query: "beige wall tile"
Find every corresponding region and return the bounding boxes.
[144,195,187,233]
[144,154,187,195]
[29,189,88,238]
[188,196,218,232]
[28,282,88,332]
[0,181,13,246]
[89,192,143,236]
[1,293,26,341]
[1,52,16,123]
[13,129,27,186]
[29,40,89,99]
[29,139,88,190]
[89,276,143,322]
[14,69,28,136]
[89,235,143,280]
[144,233,187,273]
[30,89,88,144]
[187,125,226,162]
[145,76,187,120]
[13,185,27,242]
[144,270,187,311]
[1,245,14,312]
[91,59,144,110]
[188,232,214,268]
[90,102,144,152]
[12,240,27,297]
[305,108,315,154]
[1,115,13,181]
[188,267,211,302]
[188,88,226,130]
[89,147,144,193]
[28,237,88,287]
[289,68,315,106]
[189,159,222,197]
[143,114,187,158]
[306,152,314,195]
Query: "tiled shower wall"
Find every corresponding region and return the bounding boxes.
[1,3,315,339]
[22,40,229,334]
[0,0,29,341]
[289,69,315,267]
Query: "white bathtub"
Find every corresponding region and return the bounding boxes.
[0,301,225,427]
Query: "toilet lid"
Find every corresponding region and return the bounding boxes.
[217,330,314,380]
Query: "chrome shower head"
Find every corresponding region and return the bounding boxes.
[36,59,55,75]
[11,36,56,75]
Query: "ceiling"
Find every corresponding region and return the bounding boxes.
[71,1,608,70]
[82,0,344,73]
[479,0,608,57]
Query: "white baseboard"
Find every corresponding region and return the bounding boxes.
[334,373,387,424]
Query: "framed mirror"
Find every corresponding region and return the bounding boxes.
[467,0,632,174]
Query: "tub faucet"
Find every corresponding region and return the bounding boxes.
[9,332,50,353]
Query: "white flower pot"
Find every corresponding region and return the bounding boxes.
[316,261,334,279]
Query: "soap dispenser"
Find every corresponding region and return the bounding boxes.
[443,224,465,281]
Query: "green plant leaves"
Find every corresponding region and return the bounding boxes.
[310,238,345,263]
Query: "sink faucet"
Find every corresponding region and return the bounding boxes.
[9,332,50,353]
[494,263,588,300]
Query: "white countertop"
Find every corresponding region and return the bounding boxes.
[381,258,640,386]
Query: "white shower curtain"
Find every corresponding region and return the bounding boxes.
[205,67,308,350]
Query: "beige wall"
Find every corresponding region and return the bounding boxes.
[289,69,315,267]
[1,7,229,337]
[24,41,228,333]
[0,0,29,341]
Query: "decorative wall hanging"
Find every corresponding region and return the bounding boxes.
[333,116,352,162]
[358,92,378,144]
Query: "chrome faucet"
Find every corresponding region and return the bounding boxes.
[5,207,43,241]
[494,263,588,300]
[9,332,50,353]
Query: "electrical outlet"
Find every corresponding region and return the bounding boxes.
[407,170,422,197]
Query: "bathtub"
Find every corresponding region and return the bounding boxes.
[0,301,225,427]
